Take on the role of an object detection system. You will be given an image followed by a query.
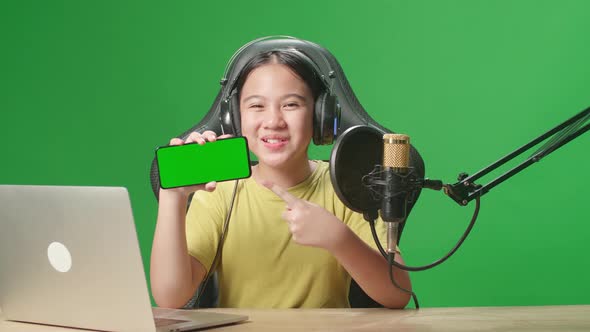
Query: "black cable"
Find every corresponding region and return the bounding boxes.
[370,196,481,272]
[368,220,419,308]
[191,178,478,308]
[388,252,420,309]
[189,180,240,308]
[369,219,388,258]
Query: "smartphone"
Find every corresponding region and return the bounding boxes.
[156,136,252,189]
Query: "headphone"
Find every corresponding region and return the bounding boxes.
[219,38,341,145]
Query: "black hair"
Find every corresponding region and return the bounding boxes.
[235,49,325,101]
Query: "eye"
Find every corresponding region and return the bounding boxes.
[248,104,264,111]
[283,102,300,110]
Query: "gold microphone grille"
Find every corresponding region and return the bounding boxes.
[383,134,410,169]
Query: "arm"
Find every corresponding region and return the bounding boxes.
[150,189,207,308]
[328,225,411,309]
[150,131,227,308]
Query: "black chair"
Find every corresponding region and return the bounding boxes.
[149,36,425,308]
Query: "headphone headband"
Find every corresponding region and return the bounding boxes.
[222,47,331,103]
[220,36,336,101]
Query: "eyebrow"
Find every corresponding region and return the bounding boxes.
[242,93,307,103]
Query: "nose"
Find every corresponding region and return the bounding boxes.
[263,106,286,129]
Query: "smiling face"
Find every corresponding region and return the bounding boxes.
[239,62,314,170]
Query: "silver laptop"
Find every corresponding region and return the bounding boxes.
[0,185,247,332]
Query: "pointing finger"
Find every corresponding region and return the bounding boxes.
[261,180,300,208]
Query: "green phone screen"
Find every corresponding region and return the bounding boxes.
[156,137,251,189]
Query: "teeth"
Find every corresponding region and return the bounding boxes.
[266,139,282,144]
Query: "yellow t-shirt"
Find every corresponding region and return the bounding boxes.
[185,161,387,308]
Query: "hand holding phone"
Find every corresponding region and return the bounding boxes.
[156,132,251,190]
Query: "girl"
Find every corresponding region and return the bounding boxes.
[150,48,412,309]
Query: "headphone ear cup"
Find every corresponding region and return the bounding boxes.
[220,97,232,135]
[313,92,340,145]
[220,93,242,136]
[229,93,241,136]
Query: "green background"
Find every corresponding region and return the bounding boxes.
[1,1,589,308]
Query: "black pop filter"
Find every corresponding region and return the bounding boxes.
[329,125,385,215]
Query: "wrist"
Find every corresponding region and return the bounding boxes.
[159,188,190,204]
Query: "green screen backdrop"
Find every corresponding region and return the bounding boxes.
[1,1,589,308]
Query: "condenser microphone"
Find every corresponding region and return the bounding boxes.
[330,125,424,246]
[381,133,411,254]
[381,134,410,222]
